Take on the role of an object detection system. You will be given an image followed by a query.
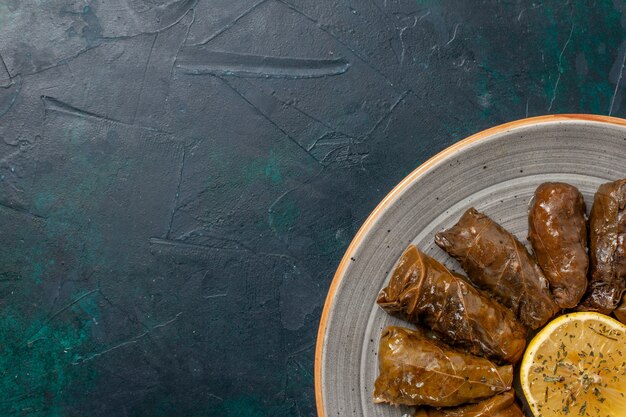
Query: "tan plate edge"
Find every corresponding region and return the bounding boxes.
[314,114,626,417]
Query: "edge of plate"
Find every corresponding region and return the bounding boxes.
[314,113,626,417]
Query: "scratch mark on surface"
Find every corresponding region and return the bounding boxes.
[26,288,99,345]
[418,9,431,21]
[167,226,257,252]
[245,81,351,136]
[266,166,327,236]
[171,8,196,80]
[0,52,11,84]
[44,289,99,325]
[287,341,315,358]
[444,23,460,47]
[132,34,158,124]
[154,0,198,31]
[518,3,543,21]
[368,0,402,38]
[289,357,312,377]
[192,0,268,45]
[610,45,626,115]
[398,15,419,65]
[320,145,369,169]
[64,61,77,82]
[15,44,102,79]
[166,148,186,238]
[0,392,39,405]
[149,237,298,262]
[276,0,394,86]
[42,96,125,123]
[390,9,430,67]
[548,22,574,112]
[151,312,183,330]
[0,139,21,159]
[98,287,152,331]
[306,131,365,168]
[268,187,297,231]
[176,50,350,78]
[364,90,410,138]
[15,4,195,80]
[0,200,46,221]
[41,96,170,134]
[150,237,251,253]
[0,76,22,118]
[73,312,183,364]
[306,135,325,152]
[98,0,197,41]
[203,293,228,299]
[217,78,357,156]
[77,340,140,364]
[308,136,355,163]
[218,78,322,165]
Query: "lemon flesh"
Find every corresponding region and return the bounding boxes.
[520,312,626,416]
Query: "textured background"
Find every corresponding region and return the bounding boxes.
[0,1,625,416]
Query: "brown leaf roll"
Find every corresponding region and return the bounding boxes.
[373,326,513,407]
[615,294,626,324]
[578,179,626,313]
[435,208,558,329]
[412,391,523,417]
[377,245,526,364]
[528,182,588,309]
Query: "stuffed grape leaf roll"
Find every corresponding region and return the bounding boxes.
[528,182,588,309]
[413,391,523,417]
[377,245,526,364]
[373,326,513,407]
[614,293,626,324]
[435,208,559,329]
[578,178,626,314]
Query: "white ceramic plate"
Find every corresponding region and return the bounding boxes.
[315,115,626,417]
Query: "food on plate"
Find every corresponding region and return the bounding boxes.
[412,391,523,417]
[528,182,588,309]
[615,293,626,323]
[578,178,626,314]
[371,179,626,415]
[373,326,513,407]
[435,207,559,329]
[377,245,527,364]
[520,312,626,417]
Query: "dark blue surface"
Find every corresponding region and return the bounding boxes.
[0,1,625,415]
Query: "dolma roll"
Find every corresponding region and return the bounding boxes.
[528,182,588,309]
[373,326,513,407]
[435,208,559,329]
[578,178,626,314]
[377,245,526,364]
[614,294,626,324]
[413,391,523,417]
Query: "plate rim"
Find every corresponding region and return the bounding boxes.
[314,113,626,417]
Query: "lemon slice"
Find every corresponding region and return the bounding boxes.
[520,312,626,417]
